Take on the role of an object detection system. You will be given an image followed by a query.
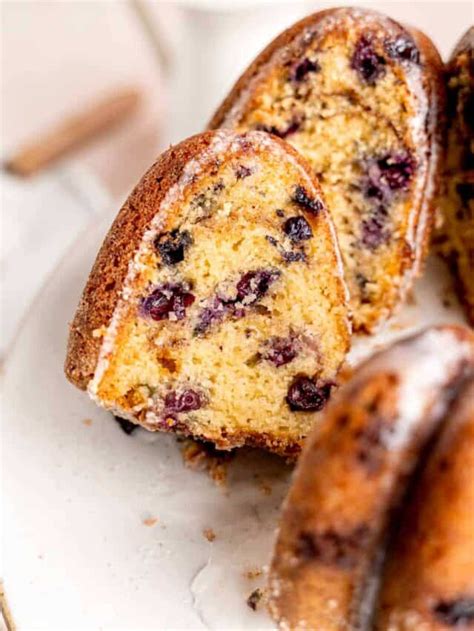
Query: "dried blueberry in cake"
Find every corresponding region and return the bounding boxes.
[291,57,320,82]
[155,229,193,266]
[292,185,323,214]
[351,35,386,85]
[255,117,302,139]
[141,283,195,321]
[65,130,350,457]
[265,235,308,264]
[262,335,301,367]
[236,268,280,305]
[360,207,389,250]
[286,375,332,411]
[209,8,444,332]
[362,151,416,202]
[235,164,253,179]
[283,216,313,242]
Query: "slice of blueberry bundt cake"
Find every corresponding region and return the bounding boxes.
[438,28,474,325]
[65,130,350,457]
[268,325,474,629]
[209,8,445,332]
[375,376,474,631]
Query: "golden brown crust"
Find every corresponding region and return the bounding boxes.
[375,376,474,631]
[438,27,474,325]
[406,25,446,276]
[65,132,221,390]
[209,7,446,331]
[268,325,474,630]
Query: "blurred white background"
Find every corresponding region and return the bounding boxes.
[2,1,473,193]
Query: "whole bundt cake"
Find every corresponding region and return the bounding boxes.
[376,376,474,631]
[210,7,445,332]
[65,130,350,457]
[268,325,474,629]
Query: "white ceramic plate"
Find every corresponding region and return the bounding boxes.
[1,213,467,630]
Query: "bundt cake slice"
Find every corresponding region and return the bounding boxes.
[65,130,350,457]
[210,8,444,332]
[438,28,474,325]
[376,376,474,631]
[268,325,474,629]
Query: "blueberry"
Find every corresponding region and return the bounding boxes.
[282,250,307,263]
[265,235,307,264]
[235,165,253,179]
[433,599,474,626]
[283,216,313,242]
[292,58,320,82]
[361,207,389,250]
[385,37,420,64]
[155,229,192,265]
[292,185,323,214]
[142,283,195,321]
[351,36,386,85]
[164,389,203,413]
[362,152,416,202]
[378,153,416,190]
[263,336,299,367]
[236,269,281,304]
[255,118,302,139]
[194,297,228,336]
[194,269,280,335]
[286,376,333,411]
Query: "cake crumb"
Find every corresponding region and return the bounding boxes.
[247,588,263,611]
[180,439,234,487]
[82,418,93,426]
[244,567,263,580]
[142,517,158,527]
[92,326,107,338]
[203,528,216,542]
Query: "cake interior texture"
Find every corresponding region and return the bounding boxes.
[439,32,474,324]
[88,133,349,455]
[212,10,439,331]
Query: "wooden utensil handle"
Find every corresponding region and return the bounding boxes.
[5,87,141,176]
